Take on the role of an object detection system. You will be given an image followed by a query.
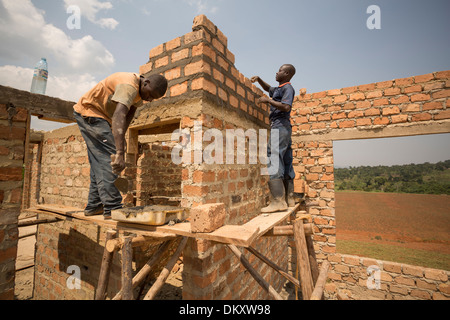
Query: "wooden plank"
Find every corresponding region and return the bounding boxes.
[157,223,260,248]
[36,205,118,226]
[243,203,300,238]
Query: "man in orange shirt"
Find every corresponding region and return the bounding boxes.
[73,72,168,219]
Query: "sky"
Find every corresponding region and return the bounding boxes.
[0,0,449,167]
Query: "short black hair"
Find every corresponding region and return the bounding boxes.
[147,74,168,98]
[283,64,296,77]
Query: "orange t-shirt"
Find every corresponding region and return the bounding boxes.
[74,72,144,124]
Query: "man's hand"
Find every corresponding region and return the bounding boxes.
[250,76,260,83]
[258,96,270,104]
[111,154,125,175]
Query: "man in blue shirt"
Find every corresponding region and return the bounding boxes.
[251,64,296,213]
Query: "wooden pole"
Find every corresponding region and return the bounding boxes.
[305,234,319,285]
[112,240,173,300]
[310,260,330,300]
[18,217,60,227]
[143,237,188,300]
[95,229,117,300]
[106,235,159,253]
[227,244,283,301]
[121,236,134,300]
[262,224,313,237]
[293,218,314,300]
[245,246,301,290]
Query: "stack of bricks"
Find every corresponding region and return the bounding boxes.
[0,103,28,299]
[139,14,270,129]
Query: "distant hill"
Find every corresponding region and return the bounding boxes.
[334,160,450,195]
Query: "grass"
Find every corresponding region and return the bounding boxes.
[337,239,450,271]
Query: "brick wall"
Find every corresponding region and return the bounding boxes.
[290,71,450,300]
[0,103,28,299]
[326,253,450,300]
[138,14,288,300]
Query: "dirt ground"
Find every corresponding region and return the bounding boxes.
[336,192,450,254]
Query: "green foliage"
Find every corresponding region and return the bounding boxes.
[335,160,450,195]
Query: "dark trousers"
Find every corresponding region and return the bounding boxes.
[74,111,122,214]
[267,125,296,181]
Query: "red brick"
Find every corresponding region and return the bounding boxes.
[376,80,393,88]
[435,110,450,120]
[415,73,435,83]
[412,113,432,122]
[192,43,216,61]
[193,14,216,34]
[366,90,383,99]
[0,167,22,181]
[155,56,169,68]
[349,92,365,101]
[395,77,414,86]
[391,115,408,123]
[356,118,372,126]
[410,93,431,102]
[373,98,389,107]
[432,89,450,99]
[334,95,347,103]
[312,91,327,99]
[342,86,358,94]
[185,60,211,76]
[435,70,450,79]
[166,37,181,51]
[423,101,443,110]
[390,96,410,104]
[164,67,181,81]
[0,125,26,141]
[192,78,217,95]
[373,117,389,125]
[190,203,226,233]
[365,108,381,116]
[149,44,164,58]
[338,120,355,128]
[170,81,188,97]
[384,87,401,96]
[404,85,422,94]
[382,106,400,115]
[327,89,341,96]
[403,104,420,112]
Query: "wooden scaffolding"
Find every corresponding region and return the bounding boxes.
[33,203,330,301]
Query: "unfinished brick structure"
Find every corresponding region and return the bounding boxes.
[1,15,449,300]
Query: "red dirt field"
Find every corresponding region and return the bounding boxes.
[335,192,450,255]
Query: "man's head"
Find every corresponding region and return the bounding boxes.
[276,64,296,83]
[139,74,168,101]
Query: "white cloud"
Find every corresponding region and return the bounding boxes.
[184,0,219,14]
[64,0,119,30]
[0,65,97,102]
[0,0,115,75]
